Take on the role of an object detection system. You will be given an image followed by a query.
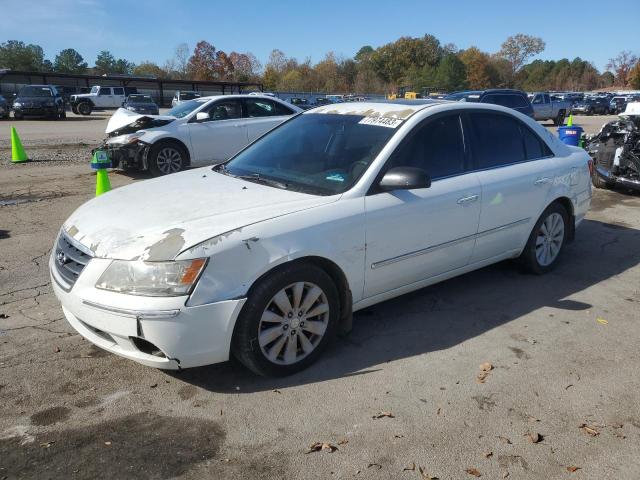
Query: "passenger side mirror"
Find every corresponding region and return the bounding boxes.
[195,112,210,122]
[379,167,431,192]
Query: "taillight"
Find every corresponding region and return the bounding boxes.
[587,158,594,176]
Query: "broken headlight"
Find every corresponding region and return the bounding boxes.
[96,259,207,296]
[105,132,145,146]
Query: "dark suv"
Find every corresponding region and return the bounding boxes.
[444,89,534,117]
[13,85,66,120]
[572,98,610,115]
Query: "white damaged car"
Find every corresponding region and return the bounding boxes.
[51,101,592,376]
[102,94,301,176]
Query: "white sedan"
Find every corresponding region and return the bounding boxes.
[103,94,302,175]
[51,101,592,376]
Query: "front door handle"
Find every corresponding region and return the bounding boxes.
[457,194,479,205]
[534,177,551,186]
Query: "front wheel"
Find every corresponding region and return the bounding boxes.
[148,142,187,176]
[518,203,568,274]
[77,102,92,115]
[553,111,565,126]
[232,263,340,376]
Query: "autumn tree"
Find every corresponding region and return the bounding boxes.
[458,47,498,89]
[629,63,640,89]
[497,34,545,86]
[53,48,87,74]
[187,41,217,80]
[133,61,165,78]
[607,51,638,87]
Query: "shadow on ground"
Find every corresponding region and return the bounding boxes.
[172,218,640,393]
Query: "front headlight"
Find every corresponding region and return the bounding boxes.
[105,132,145,145]
[96,258,207,296]
[126,106,137,111]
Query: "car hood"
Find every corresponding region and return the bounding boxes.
[62,168,339,261]
[106,107,175,134]
[15,96,53,103]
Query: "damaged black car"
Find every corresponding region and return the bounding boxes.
[587,108,640,192]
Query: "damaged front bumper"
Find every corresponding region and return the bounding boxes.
[594,165,640,191]
[95,141,151,171]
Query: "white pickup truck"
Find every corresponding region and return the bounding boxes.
[70,86,137,115]
[529,92,572,126]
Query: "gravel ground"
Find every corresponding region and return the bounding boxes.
[1,112,639,480]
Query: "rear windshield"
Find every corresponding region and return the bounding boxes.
[179,92,200,100]
[19,86,52,97]
[128,95,153,103]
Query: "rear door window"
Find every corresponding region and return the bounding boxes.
[245,99,281,117]
[468,112,526,168]
[388,114,466,180]
[98,87,111,96]
[113,87,124,96]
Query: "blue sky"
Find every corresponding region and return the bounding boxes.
[2,0,638,72]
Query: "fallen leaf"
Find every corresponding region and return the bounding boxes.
[402,462,416,471]
[418,466,438,479]
[305,442,338,454]
[502,471,509,478]
[367,463,382,469]
[54,346,60,353]
[40,441,55,448]
[565,384,574,390]
[150,384,158,389]
[483,451,493,458]
[337,439,348,445]
[566,466,581,472]
[273,389,281,394]
[526,415,540,423]
[579,424,599,436]
[372,411,395,419]
[596,317,608,325]
[479,362,493,372]
[394,434,405,438]
[526,432,543,443]
[437,407,442,415]
[497,436,512,444]
[465,467,482,477]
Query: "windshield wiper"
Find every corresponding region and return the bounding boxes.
[236,173,291,190]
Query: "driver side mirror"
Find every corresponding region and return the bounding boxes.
[195,111,210,122]
[379,166,431,192]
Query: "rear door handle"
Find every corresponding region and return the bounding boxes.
[457,194,479,205]
[534,177,551,186]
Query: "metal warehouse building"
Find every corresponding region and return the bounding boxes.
[0,69,263,107]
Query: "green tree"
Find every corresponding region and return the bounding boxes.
[434,54,467,90]
[0,40,47,70]
[94,50,116,74]
[53,48,87,74]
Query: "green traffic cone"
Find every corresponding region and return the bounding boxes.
[10,126,29,163]
[566,115,573,127]
[95,169,111,196]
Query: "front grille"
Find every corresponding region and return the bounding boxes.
[54,231,93,288]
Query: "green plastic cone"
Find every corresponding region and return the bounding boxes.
[95,169,111,196]
[566,115,573,127]
[10,126,29,163]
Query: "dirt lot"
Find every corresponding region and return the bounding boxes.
[1,113,640,479]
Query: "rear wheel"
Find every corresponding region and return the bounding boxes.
[148,142,187,176]
[232,263,340,376]
[518,203,568,274]
[71,105,78,114]
[553,111,565,126]
[13,111,23,120]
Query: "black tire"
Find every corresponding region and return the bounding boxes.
[77,102,92,115]
[59,109,66,119]
[587,108,593,116]
[71,105,78,114]
[591,170,614,190]
[232,262,340,376]
[553,111,565,126]
[518,202,569,275]
[13,112,23,120]
[148,141,188,176]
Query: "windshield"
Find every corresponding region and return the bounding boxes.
[90,86,99,94]
[19,86,52,97]
[128,95,153,103]
[165,99,206,118]
[222,113,397,195]
[180,92,200,100]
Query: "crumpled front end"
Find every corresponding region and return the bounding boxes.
[94,140,151,171]
[586,116,640,191]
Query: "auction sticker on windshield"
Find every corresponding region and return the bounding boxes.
[358,116,404,128]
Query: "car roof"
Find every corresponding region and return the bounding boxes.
[304,100,445,119]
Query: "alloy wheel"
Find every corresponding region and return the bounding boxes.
[535,212,564,267]
[155,147,183,174]
[258,282,329,365]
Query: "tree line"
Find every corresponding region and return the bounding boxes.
[1,36,638,93]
